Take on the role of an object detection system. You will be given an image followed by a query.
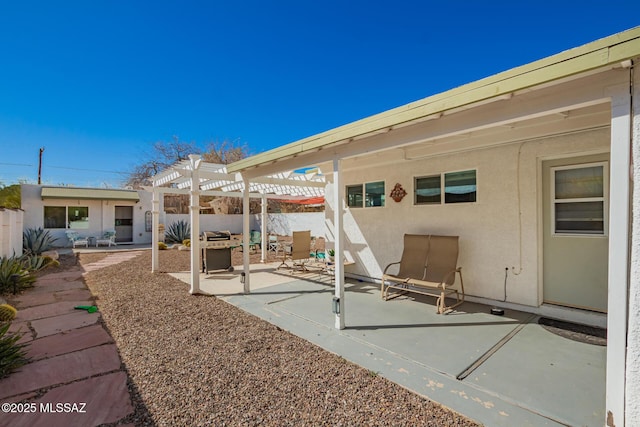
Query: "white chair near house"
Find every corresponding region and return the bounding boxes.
[96,230,117,247]
[65,230,89,248]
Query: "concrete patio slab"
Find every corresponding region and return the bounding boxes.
[30,311,101,338]
[0,344,121,400]
[469,322,606,427]
[210,275,606,427]
[26,324,113,361]
[3,372,133,427]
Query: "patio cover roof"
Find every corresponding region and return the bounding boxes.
[41,186,140,201]
[151,160,325,198]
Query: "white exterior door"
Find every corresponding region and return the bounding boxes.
[542,154,609,312]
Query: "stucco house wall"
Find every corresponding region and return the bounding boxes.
[327,127,609,309]
[21,184,153,246]
[0,208,23,257]
[164,212,325,238]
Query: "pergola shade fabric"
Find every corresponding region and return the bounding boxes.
[41,187,140,201]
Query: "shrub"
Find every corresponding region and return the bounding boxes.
[182,239,191,247]
[158,242,168,250]
[0,322,30,379]
[0,256,36,294]
[23,228,57,255]
[21,255,58,272]
[165,220,190,243]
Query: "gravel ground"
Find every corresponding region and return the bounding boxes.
[81,250,480,426]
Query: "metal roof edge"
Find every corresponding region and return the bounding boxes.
[41,186,141,201]
[228,26,640,173]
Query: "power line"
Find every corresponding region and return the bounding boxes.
[0,162,128,175]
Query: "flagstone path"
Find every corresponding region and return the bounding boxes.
[0,251,142,427]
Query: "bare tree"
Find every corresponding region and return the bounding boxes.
[126,136,200,188]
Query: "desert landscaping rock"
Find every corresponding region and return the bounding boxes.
[81,250,479,426]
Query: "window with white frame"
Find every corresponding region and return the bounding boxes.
[44,206,89,229]
[415,170,477,205]
[551,163,607,235]
[346,181,385,208]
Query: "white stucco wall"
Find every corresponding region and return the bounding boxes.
[21,184,153,246]
[0,208,23,257]
[326,127,610,309]
[165,212,325,238]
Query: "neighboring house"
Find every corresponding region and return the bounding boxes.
[225,28,640,424]
[21,184,153,246]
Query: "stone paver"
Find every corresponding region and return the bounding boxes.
[30,311,100,338]
[0,251,140,426]
[0,344,121,399]
[29,280,86,294]
[4,372,133,427]
[15,301,94,322]
[26,324,113,361]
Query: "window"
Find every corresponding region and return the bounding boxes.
[415,175,441,204]
[347,185,363,208]
[44,206,89,229]
[365,181,385,207]
[444,170,477,203]
[552,163,607,235]
[44,207,66,229]
[346,181,385,208]
[68,207,89,229]
[415,170,476,205]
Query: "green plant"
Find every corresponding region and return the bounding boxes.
[0,256,36,294]
[165,220,191,243]
[158,242,168,250]
[23,227,57,255]
[20,255,58,272]
[0,304,17,322]
[328,249,335,256]
[0,322,30,379]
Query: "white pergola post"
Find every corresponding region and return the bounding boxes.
[260,194,267,263]
[189,155,202,295]
[333,158,345,330]
[151,188,159,272]
[626,64,640,424]
[242,175,251,294]
[605,75,632,426]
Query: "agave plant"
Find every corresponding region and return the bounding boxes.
[0,256,36,294]
[0,322,30,379]
[165,220,191,243]
[20,254,58,272]
[23,227,57,255]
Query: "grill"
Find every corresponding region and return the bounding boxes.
[201,231,240,273]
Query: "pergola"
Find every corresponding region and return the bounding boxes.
[150,156,326,295]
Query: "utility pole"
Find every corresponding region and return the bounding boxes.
[38,147,44,184]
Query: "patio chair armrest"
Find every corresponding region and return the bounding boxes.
[439,267,462,289]
[383,262,400,275]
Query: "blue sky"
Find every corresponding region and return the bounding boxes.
[1,1,638,187]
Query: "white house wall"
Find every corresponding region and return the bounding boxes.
[21,184,153,246]
[328,127,609,308]
[0,208,23,257]
[164,212,325,238]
